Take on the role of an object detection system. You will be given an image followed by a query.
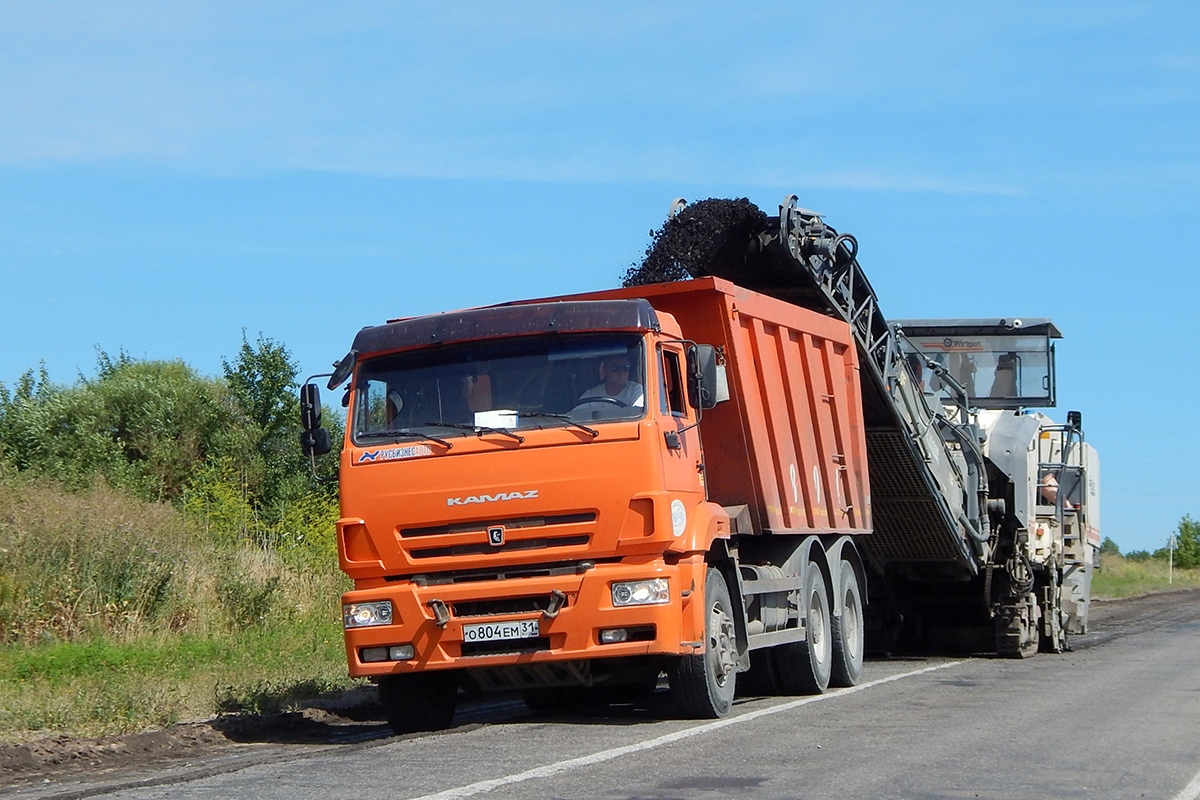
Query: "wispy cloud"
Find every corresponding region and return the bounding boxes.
[0,2,1196,199]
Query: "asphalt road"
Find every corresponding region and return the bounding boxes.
[11,589,1200,800]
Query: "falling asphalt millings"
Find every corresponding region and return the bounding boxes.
[622,198,770,288]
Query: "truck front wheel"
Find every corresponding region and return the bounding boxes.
[670,567,737,718]
[378,671,458,734]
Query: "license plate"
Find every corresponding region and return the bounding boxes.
[461,619,540,643]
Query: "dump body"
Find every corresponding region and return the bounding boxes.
[553,278,871,538]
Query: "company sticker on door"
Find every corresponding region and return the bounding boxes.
[356,445,434,464]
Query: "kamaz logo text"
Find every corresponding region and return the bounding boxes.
[446,490,539,506]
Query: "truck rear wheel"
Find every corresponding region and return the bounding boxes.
[737,650,782,697]
[670,568,737,718]
[830,560,864,687]
[378,671,458,734]
[774,565,832,694]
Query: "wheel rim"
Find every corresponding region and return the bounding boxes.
[843,585,862,661]
[709,599,737,688]
[808,589,830,666]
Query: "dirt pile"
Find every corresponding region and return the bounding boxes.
[0,724,228,778]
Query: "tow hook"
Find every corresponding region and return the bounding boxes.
[543,589,567,618]
[427,599,451,627]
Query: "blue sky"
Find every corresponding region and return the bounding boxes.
[1,2,1197,553]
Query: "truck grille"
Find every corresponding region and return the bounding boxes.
[400,513,595,538]
[452,595,567,618]
[399,512,596,561]
[394,557,619,586]
[409,534,590,560]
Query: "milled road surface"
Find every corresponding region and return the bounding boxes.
[5,589,1200,800]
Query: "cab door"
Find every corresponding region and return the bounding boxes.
[656,343,705,496]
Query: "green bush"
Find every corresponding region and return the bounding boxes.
[1153,516,1200,569]
[0,355,234,501]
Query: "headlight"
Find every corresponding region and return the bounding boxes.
[343,600,394,628]
[611,578,670,607]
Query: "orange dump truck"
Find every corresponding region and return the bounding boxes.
[300,277,875,732]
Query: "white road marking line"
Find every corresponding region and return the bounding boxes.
[407,659,969,800]
[1174,767,1200,800]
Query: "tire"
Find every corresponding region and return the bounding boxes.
[520,687,565,713]
[830,560,864,688]
[378,671,458,734]
[669,568,738,718]
[774,564,832,694]
[737,649,782,697]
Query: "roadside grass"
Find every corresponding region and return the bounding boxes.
[0,474,358,744]
[0,607,359,743]
[1091,553,1200,599]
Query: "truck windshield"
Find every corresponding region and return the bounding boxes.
[353,334,646,443]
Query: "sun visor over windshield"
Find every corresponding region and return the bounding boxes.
[351,299,661,355]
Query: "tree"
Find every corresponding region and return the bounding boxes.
[1100,537,1121,556]
[1166,516,1200,570]
[219,333,338,524]
[222,333,299,451]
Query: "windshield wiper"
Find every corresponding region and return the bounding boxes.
[520,412,599,438]
[356,429,454,449]
[423,422,525,443]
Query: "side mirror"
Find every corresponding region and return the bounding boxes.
[299,383,331,457]
[300,383,323,431]
[300,427,332,457]
[328,350,358,390]
[686,344,722,410]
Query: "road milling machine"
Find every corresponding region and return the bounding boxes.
[632,197,1101,657]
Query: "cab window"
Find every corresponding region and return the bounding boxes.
[659,347,686,417]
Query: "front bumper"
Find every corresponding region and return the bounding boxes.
[342,556,707,677]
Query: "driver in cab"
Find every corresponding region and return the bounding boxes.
[578,354,644,413]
